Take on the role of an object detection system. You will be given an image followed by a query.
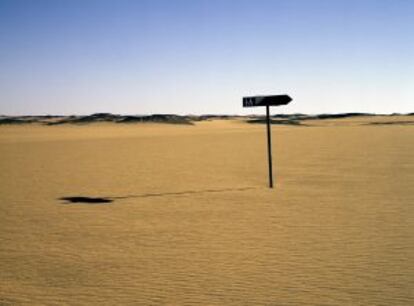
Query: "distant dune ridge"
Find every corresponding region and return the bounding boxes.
[0,112,413,126]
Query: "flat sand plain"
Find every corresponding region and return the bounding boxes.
[0,117,413,305]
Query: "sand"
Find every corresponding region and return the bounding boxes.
[0,117,413,305]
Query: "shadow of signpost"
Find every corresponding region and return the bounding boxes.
[59,187,256,204]
[59,197,113,204]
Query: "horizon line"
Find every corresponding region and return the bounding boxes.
[1,111,413,117]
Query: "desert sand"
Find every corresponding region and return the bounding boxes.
[0,117,413,305]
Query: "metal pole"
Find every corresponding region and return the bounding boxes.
[266,105,274,188]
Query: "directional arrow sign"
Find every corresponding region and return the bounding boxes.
[243,94,292,107]
[242,94,293,188]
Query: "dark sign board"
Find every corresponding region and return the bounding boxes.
[243,95,292,108]
[242,93,293,188]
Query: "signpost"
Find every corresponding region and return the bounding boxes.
[242,95,292,188]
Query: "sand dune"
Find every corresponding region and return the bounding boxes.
[1,112,413,127]
[0,118,413,305]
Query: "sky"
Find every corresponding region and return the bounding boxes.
[0,0,413,115]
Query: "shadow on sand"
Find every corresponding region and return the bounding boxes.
[60,196,113,204]
[59,187,256,204]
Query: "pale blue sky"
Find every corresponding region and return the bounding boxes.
[0,0,413,115]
